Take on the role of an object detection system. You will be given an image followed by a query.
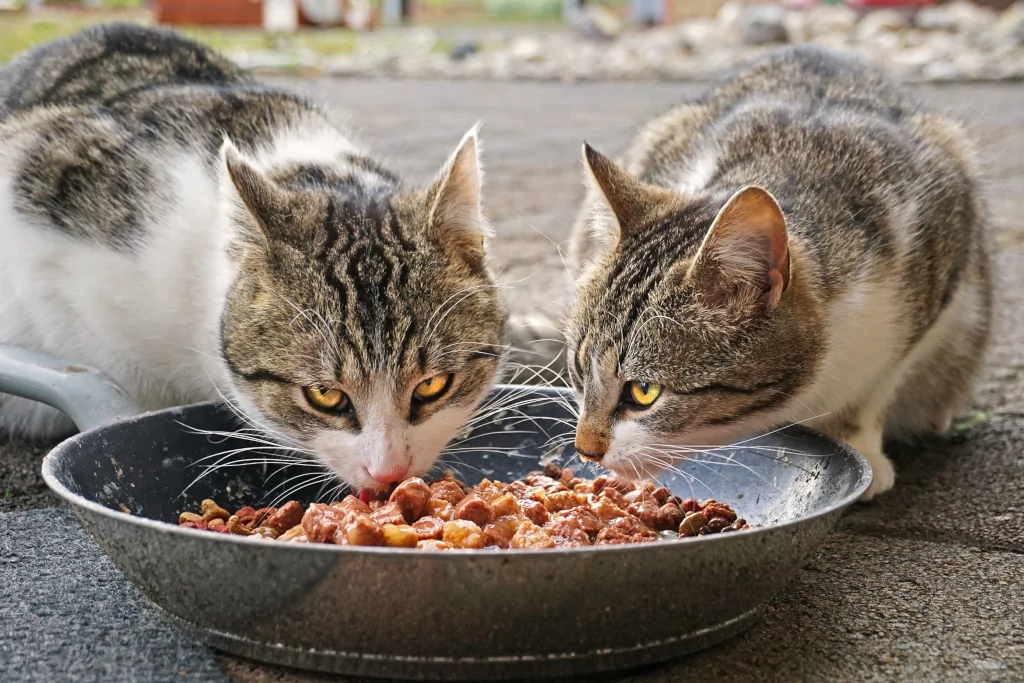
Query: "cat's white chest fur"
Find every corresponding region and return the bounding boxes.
[0,152,235,436]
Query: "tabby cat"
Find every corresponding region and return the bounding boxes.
[0,25,507,489]
[564,47,992,500]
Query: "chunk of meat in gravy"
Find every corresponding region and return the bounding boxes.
[546,514,591,546]
[412,516,445,540]
[520,499,550,526]
[454,494,495,527]
[560,508,603,537]
[425,498,455,521]
[489,493,520,518]
[331,495,371,516]
[389,478,431,523]
[302,504,348,544]
[442,520,485,549]
[369,502,407,527]
[428,480,465,506]
[510,520,556,549]
[342,514,386,546]
[263,501,304,535]
[482,517,521,549]
[417,540,454,551]
[543,490,580,513]
[591,497,627,523]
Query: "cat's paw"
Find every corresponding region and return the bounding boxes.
[858,450,896,502]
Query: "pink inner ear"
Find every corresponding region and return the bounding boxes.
[693,186,790,307]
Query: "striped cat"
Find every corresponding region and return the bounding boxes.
[564,47,992,500]
[0,25,507,490]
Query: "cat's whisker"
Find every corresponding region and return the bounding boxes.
[645,446,775,485]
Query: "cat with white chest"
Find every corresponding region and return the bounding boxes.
[563,47,992,500]
[0,25,507,490]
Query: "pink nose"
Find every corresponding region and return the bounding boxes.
[369,465,409,484]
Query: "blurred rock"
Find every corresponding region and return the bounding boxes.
[577,5,623,41]
[915,0,996,33]
[738,4,789,45]
[855,9,910,42]
[511,36,544,62]
[997,2,1024,45]
[450,39,479,61]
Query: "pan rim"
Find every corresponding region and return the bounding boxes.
[41,391,873,559]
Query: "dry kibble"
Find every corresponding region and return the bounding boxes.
[679,512,707,537]
[178,469,748,548]
[226,515,252,536]
[200,499,230,522]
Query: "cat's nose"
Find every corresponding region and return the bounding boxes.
[575,430,608,462]
[369,464,409,484]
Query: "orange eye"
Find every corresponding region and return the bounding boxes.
[414,374,451,401]
[303,386,348,411]
[625,381,662,407]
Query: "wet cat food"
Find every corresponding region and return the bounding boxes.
[178,467,750,549]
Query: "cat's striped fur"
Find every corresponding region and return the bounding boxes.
[0,25,507,489]
[565,47,992,500]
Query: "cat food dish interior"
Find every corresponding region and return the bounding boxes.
[178,467,749,549]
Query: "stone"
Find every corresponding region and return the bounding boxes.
[577,4,623,41]
[676,18,718,53]
[915,0,996,34]
[855,9,910,42]
[738,4,789,46]
[510,35,544,62]
[997,2,1024,45]
[801,4,858,40]
[449,39,479,61]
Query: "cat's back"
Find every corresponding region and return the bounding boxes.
[0,22,245,116]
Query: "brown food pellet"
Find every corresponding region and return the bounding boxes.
[226,515,252,536]
[178,512,203,525]
[201,499,230,523]
[679,511,707,537]
[179,468,749,549]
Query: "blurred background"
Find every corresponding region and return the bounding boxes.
[0,0,1020,82]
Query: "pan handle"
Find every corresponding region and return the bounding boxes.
[0,344,142,432]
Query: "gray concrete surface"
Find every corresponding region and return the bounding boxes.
[1,79,1022,682]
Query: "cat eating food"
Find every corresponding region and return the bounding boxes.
[563,47,992,500]
[0,25,507,490]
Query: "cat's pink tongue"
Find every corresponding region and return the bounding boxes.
[357,488,376,504]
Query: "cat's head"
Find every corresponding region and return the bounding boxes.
[564,144,825,478]
[217,127,506,490]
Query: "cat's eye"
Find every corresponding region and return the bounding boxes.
[414,374,452,402]
[623,381,662,408]
[303,386,349,412]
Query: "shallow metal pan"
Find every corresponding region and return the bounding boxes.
[0,344,871,680]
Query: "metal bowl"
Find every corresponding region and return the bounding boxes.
[1,344,871,680]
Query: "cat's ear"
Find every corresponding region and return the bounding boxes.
[686,186,790,309]
[220,137,292,245]
[426,124,489,268]
[581,142,677,245]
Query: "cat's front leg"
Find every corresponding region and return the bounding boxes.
[845,424,896,501]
